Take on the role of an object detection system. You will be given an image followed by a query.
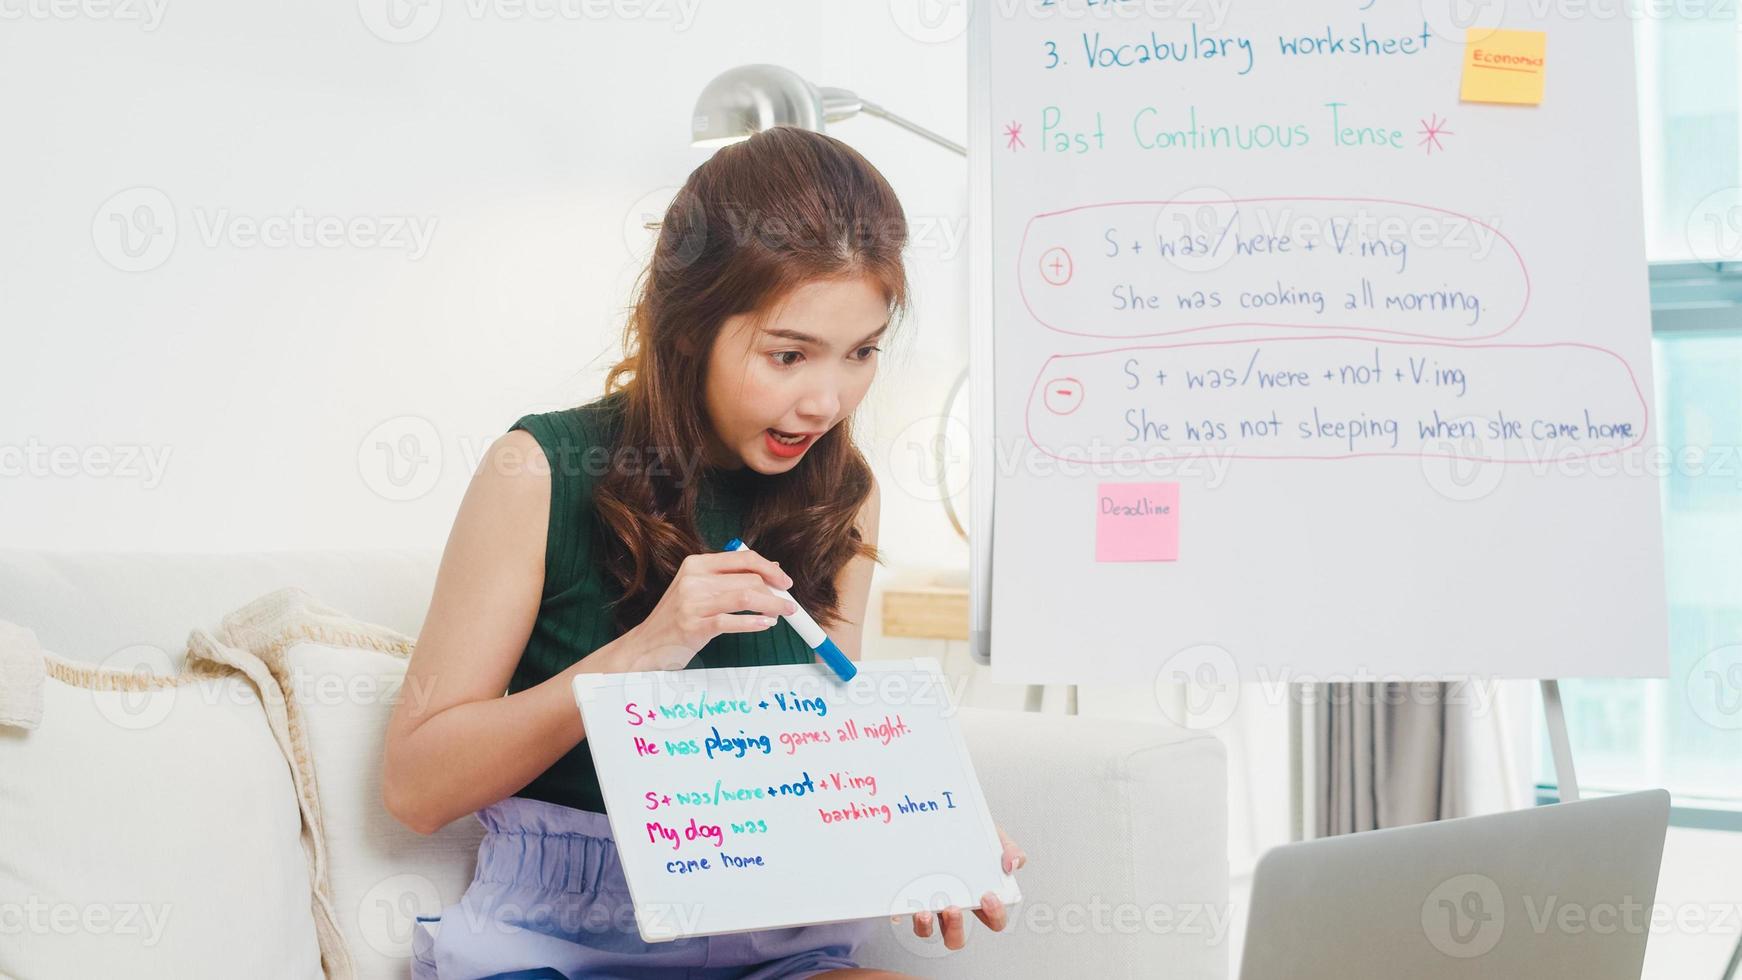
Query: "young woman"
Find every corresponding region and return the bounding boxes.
[383,126,1024,979]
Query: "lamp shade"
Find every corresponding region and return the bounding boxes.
[689,64,861,147]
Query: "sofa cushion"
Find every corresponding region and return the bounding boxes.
[0,625,324,979]
[214,588,486,980]
[0,549,439,672]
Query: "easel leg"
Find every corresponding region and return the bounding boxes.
[1021,684,1080,715]
[1540,679,1581,803]
[1288,685,1304,841]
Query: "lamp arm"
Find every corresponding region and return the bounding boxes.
[857,99,967,157]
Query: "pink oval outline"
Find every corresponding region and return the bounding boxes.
[1023,334,1648,464]
[1016,197,1533,341]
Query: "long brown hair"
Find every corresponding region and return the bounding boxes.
[595,125,910,633]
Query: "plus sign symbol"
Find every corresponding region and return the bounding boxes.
[1038,246,1073,285]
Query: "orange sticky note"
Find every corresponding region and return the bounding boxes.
[1460,28,1546,105]
[1096,482,1179,562]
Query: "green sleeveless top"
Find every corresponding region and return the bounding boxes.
[505,393,818,814]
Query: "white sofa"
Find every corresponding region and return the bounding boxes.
[0,549,1229,979]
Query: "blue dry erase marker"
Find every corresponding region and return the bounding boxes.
[723,538,857,682]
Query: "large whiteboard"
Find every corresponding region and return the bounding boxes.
[968,0,1669,683]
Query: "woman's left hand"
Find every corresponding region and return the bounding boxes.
[909,824,1026,950]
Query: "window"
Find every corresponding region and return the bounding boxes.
[1536,11,1742,821]
[1540,298,1742,818]
[1635,7,1740,263]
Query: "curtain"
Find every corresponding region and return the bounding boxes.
[1313,681,1478,836]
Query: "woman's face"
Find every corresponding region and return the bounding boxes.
[703,275,888,474]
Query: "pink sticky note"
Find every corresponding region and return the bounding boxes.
[1095,482,1179,562]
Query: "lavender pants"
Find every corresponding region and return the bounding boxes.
[410,795,877,979]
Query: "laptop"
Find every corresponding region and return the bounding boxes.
[1239,790,1671,979]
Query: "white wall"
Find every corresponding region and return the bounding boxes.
[0,0,971,599]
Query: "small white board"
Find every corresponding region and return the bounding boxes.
[572,658,1020,942]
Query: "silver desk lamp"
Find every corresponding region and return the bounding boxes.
[689,64,964,155]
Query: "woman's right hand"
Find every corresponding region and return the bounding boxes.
[617,549,797,671]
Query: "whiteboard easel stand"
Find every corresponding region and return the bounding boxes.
[1021,684,1078,715]
[1290,678,1580,841]
[1539,679,1581,803]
